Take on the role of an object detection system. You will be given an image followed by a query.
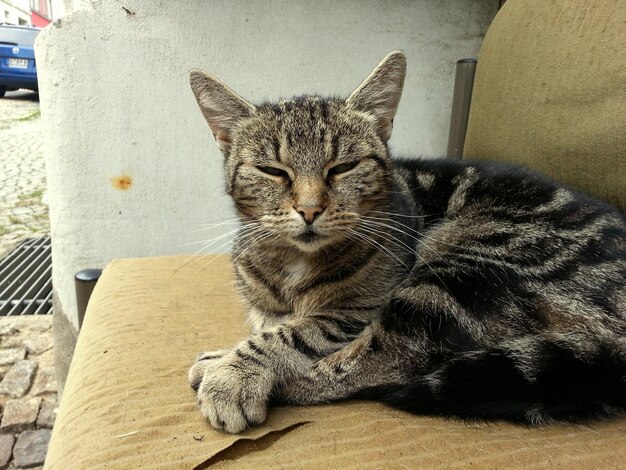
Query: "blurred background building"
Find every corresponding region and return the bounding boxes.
[0,0,66,26]
[1,0,31,25]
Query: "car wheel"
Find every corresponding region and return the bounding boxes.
[0,87,6,98]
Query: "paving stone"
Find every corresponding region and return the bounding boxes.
[0,360,37,398]
[23,337,52,356]
[0,337,22,349]
[13,319,50,333]
[36,400,57,429]
[0,397,41,433]
[30,367,56,397]
[0,434,14,469]
[0,349,25,366]
[12,429,51,469]
[0,323,17,337]
[29,322,51,333]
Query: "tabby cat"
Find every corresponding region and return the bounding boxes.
[188,51,626,434]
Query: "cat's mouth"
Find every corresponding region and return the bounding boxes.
[290,228,338,253]
[293,230,324,244]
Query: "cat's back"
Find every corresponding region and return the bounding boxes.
[390,157,625,337]
[393,157,625,232]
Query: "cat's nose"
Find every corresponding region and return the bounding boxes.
[294,205,325,224]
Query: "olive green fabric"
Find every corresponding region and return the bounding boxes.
[464,0,625,212]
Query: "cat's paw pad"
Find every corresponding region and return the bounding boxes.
[188,349,231,391]
[196,359,272,433]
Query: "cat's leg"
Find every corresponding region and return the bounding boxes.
[276,322,421,405]
[246,307,291,334]
[189,308,292,388]
[191,311,372,433]
[278,282,480,405]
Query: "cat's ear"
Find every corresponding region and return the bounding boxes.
[346,51,406,142]
[189,70,256,154]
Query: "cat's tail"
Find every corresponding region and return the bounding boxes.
[359,333,626,423]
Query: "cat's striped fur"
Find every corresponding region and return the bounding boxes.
[188,51,626,433]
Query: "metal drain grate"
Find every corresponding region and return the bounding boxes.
[0,236,52,315]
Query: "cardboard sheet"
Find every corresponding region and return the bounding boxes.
[45,256,626,469]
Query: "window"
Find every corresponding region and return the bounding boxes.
[30,0,51,18]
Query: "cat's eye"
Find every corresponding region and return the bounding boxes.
[328,161,359,177]
[257,166,290,179]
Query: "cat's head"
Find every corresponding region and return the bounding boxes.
[190,51,406,253]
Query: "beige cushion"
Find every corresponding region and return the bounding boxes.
[45,256,626,468]
[464,0,625,212]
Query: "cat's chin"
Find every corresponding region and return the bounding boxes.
[288,233,336,253]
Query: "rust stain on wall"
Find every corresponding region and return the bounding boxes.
[111,174,133,190]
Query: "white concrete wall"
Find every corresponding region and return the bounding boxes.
[36,0,497,329]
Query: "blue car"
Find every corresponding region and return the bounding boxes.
[0,24,41,97]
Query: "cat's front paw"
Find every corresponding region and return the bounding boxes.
[188,349,231,391]
[195,353,273,433]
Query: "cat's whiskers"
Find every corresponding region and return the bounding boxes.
[358,223,415,257]
[191,219,244,233]
[183,222,262,249]
[361,215,504,264]
[174,223,263,274]
[415,230,507,266]
[186,225,270,273]
[178,226,247,247]
[370,210,441,219]
[358,223,448,285]
[361,215,423,237]
[360,217,508,279]
[233,230,277,264]
[192,217,241,224]
[347,229,408,270]
[173,245,230,275]
[360,218,452,267]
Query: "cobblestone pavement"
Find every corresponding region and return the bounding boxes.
[0,92,53,468]
[0,91,48,259]
[0,316,55,470]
